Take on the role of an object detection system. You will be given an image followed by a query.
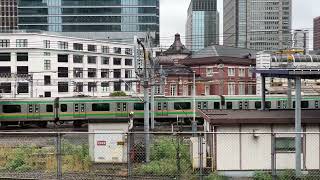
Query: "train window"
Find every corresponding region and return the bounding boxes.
[3,105,21,113]
[277,101,281,109]
[123,103,127,111]
[255,102,261,109]
[239,102,243,109]
[315,101,319,109]
[134,103,144,110]
[46,105,53,112]
[28,104,33,113]
[265,101,271,109]
[35,105,39,113]
[174,102,191,110]
[157,102,161,110]
[92,103,110,111]
[214,102,220,109]
[203,102,208,109]
[301,101,309,108]
[226,102,233,109]
[293,101,309,108]
[163,102,167,110]
[60,104,67,112]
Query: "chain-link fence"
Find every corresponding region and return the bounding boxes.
[0,132,320,179]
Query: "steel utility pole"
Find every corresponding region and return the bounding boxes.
[192,71,197,135]
[137,37,150,163]
[147,34,155,130]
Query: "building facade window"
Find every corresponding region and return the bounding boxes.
[17,82,28,93]
[239,82,245,95]
[206,68,213,76]
[101,69,109,78]
[74,82,83,92]
[44,75,51,85]
[101,82,109,92]
[88,68,97,78]
[17,53,28,61]
[17,66,28,75]
[44,60,51,70]
[228,82,235,95]
[16,39,28,47]
[58,67,68,78]
[113,47,121,54]
[113,58,122,65]
[88,44,97,52]
[58,54,68,62]
[44,52,51,56]
[58,82,68,92]
[101,57,109,64]
[88,56,97,64]
[170,84,177,96]
[248,69,252,77]
[0,82,11,93]
[113,69,121,78]
[228,68,235,76]
[205,85,210,95]
[73,68,83,78]
[239,68,245,77]
[125,70,132,78]
[73,55,83,63]
[125,82,132,91]
[43,40,50,48]
[0,39,10,47]
[102,46,109,53]
[125,59,132,66]
[0,53,10,61]
[58,41,68,49]
[125,48,132,55]
[73,43,83,50]
[155,85,161,94]
[88,82,97,92]
[114,82,121,91]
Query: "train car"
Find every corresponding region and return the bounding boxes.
[0,95,320,127]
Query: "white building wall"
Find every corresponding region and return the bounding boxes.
[305,125,320,169]
[210,124,317,171]
[216,126,241,170]
[241,125,271,170]
[0,32,137,98]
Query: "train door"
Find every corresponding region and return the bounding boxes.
[27,104,40,120]
[239,101,249,110]
[116,103,128,117]
[276,101,287,109]
[157,102,168,116]
[73,103,86,119]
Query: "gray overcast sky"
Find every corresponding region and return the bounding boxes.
[160,0,319,48]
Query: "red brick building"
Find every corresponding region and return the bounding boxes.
[137,34,257,96]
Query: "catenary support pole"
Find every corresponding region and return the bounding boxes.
[288,78,292,109]
[150,59,155,130]
[295,76,302,177]
[137,38,150,163]
[192,71,197,135]
[261,75,266,110]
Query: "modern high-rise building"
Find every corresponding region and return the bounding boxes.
[0,0,18,31]
[223,0,292,51]
[186,0,219,52]
[17,0,160,45]
[292,29,309,53]
[314,16,320,51]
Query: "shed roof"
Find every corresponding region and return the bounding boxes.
[199,109,320,124]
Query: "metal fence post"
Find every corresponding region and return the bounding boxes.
[127,132,132,180]
[56,132,62,180]
[199,133,203,180]
[271,133,276,180]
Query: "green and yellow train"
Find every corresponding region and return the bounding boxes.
[0,95,319,127]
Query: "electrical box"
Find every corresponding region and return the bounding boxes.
[93,130,127,163]
[190,137,207,169]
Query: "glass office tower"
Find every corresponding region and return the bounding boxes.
[223,0,292,51]
[17,0,160,45]
[186,0,219,52]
